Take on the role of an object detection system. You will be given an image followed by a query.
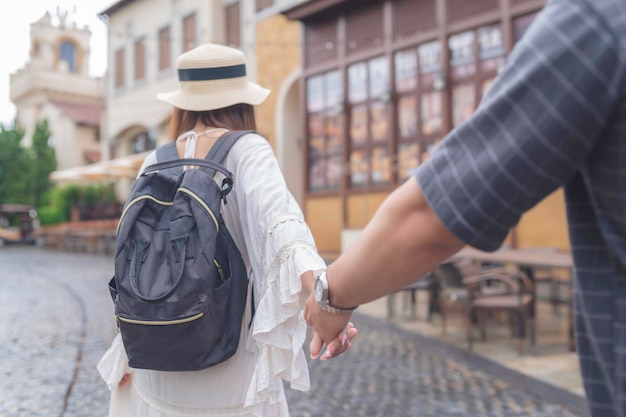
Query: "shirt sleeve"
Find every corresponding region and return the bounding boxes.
[416,0,624,251]
[225,134,327,406]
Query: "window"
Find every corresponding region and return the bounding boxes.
[225,2,240,48]
[134,38,146,81]
[393,40,443,178]
[131,132,156,154]
[449,31,476,128]
[158,26,171,71]
[183,13,197,52]
[477,24,504,97]
[348,56,391,188]
[448,24,503,128]
[395,49,418,180]
[256,0,273,12]
[306,70,344,191]
[115,48,125,89]
[60,41,77,72]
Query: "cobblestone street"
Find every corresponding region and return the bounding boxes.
[0,247,589,417]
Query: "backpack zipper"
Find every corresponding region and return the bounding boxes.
[178,187,219,230]
[117,312,204,326]
[117,195,173,233]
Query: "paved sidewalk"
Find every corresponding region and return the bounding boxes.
[0,247,589,417]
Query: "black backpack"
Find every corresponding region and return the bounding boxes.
[108,130,252,371]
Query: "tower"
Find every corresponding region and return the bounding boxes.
[9,9,105,170]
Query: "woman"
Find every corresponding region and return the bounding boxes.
[97,43,356,417]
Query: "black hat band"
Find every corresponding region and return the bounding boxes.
[178,64,246,82]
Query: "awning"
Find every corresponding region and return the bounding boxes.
[49,152,150,182]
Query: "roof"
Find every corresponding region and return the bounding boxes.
[99,0,135,16]
[50,100,103,126]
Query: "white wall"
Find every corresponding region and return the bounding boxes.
[105,0,223,159]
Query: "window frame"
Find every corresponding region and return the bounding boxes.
[299,3,543,198]
[306,70,345,192]
[346,56,393,190]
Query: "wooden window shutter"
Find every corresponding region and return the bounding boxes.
[225,2,241,47]
[304,17,338,68]
[393,0,436,41]
[115,49,125,88]
[159,27,171,70]
[134,38,146,81]
[447,0,498,23]
[183,13,197,52]
[345,2,384,56]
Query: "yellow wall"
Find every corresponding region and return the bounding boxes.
[515,188,570,250]
[346,193,388,229]
[255,14,302,149]
[305,187,568,254]
[305,197,342,254]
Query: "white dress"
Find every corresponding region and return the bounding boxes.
[97,133,326,417]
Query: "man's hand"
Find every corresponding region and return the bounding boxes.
[305,292,356,360]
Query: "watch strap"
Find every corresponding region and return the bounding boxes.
[317,271,358,314]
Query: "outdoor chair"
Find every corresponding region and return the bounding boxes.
[519,247,571,315]
[465,267,535,355]
[434,259,509,336]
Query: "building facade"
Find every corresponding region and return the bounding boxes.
[101,0,285,159]
[278,0,568,256]
[10,11,105,170]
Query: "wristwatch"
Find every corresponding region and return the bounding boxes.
[314,270,358,314]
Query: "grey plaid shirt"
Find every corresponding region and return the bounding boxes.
[416,0,626,416]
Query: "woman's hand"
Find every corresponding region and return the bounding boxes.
[309,322,358,360]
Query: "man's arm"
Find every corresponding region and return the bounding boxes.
[329,177,463,308]
[305,177,464,351]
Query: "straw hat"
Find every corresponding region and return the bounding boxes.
[157,43,270,112]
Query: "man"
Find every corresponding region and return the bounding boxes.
[305,0,626,416]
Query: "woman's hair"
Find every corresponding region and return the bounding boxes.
[169,103,257,139]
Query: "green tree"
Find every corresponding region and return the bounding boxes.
[29,120,57,207]
[0,119,57,207]
[0,123,29,204]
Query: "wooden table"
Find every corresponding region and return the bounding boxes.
[450,247,575,351]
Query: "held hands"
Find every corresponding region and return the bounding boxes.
[305,293,357,360]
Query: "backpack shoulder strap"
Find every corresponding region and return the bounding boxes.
[156,141,179,162]
[205,130,255,164]
[154,141,184,175]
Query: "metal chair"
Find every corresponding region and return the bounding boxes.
[434,259,508,336]
[465,267,535,355]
